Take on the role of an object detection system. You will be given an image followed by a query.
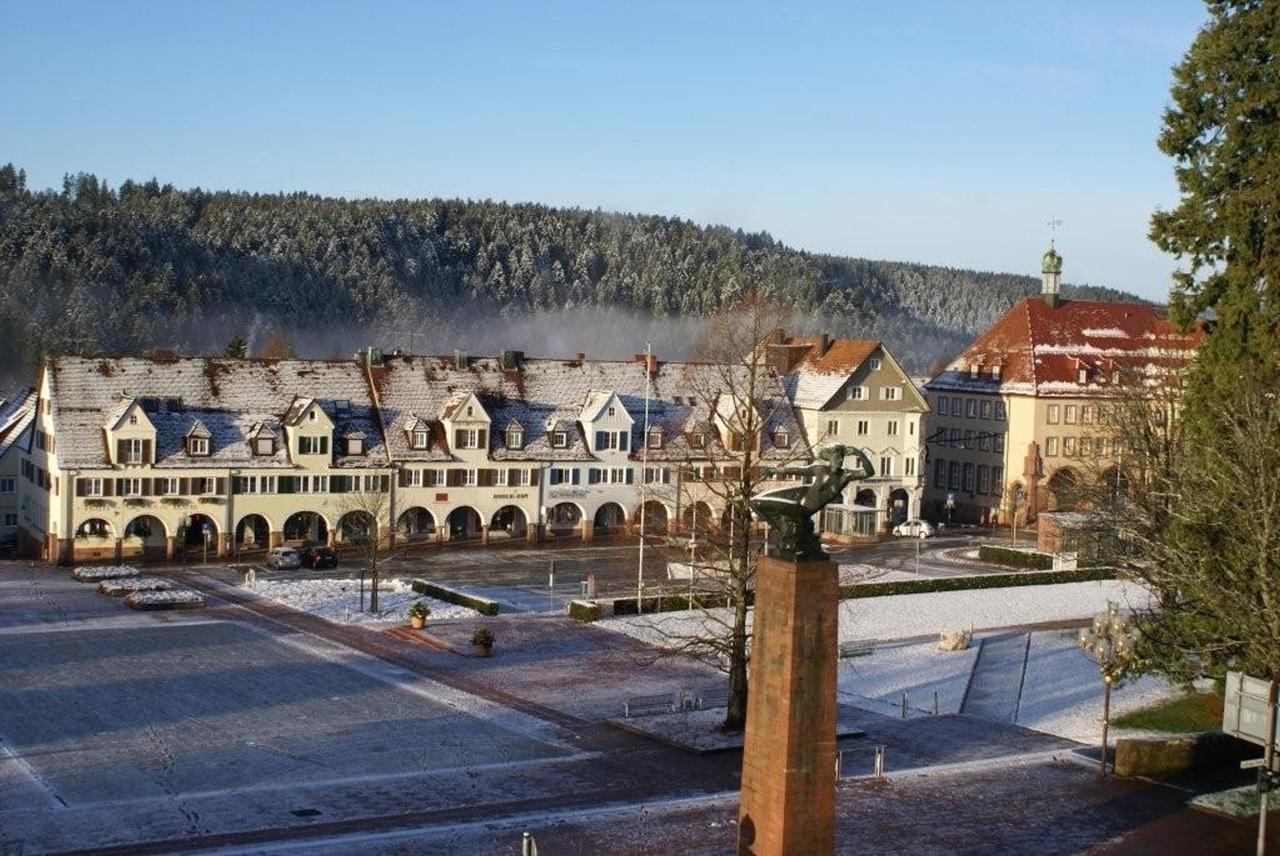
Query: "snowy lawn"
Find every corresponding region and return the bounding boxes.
[1015,629,1179,743]
[246,577,478,626]
[839,640,980,717]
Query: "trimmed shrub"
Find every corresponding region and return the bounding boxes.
[839,566,1115,600]
[977,545,1055,570]
[411,579,499,616]
[567,600,602,622]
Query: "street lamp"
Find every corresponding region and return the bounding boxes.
[1079,601,1139,776]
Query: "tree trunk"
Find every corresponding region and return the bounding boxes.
[369,556,379,612]
[723,527,752,731]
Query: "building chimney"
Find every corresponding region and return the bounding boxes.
[499,350,524,371]
[818,333,832,357]
[453,349,468,370]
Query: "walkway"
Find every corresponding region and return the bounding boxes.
[960,632,1031,722]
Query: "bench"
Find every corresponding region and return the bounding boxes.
[839,639,877,658]
[623,693,677,718]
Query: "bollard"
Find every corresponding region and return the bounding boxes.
[835,749,842,780]
[522,831,538,856]
[901,693,908,719]
[934,691,939,715]
[873,745,886,779]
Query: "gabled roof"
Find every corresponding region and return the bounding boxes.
[0,389,36,461]
[925,298,1201,397]
[185,419,211,438]
[283,397,317,426]
[441,390,489,422]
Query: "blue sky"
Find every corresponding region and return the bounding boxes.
[3,1,1205,300]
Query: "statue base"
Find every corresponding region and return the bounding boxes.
[737,554,838,855]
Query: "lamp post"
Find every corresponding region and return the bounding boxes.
[1079,601,1138,776]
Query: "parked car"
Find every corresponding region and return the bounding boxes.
[266,547,301,570]
[299,546,338,570]
[892,519,936,539]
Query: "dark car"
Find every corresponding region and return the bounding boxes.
[299,546,338,570]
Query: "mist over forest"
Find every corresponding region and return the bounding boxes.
[0,164,1138,391]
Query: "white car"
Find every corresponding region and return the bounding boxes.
[892,519,936,539]
[266,547,301,570]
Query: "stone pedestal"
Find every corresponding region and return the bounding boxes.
[738,555,838,856]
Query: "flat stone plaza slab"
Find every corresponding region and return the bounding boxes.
[0,619,574,808]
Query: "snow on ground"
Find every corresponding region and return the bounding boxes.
[72,564,140,582]
[839,640,980,717]
[124,589,206,608]
[247,577,478,626]
[838,563,915,585]
[1014,629,1179,743]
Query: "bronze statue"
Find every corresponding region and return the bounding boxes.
[751,444,874,560]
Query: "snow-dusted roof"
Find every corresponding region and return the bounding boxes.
[370,354,804,463]
[48,357,388,469]
[925,298,1201,398]
[0,389,36,460]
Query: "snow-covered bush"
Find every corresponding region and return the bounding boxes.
[124,589,206,610]
[72,565,140,583]
[98,577,175,596]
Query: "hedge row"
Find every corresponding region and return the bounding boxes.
[977,545,1055,570]
[839,566,1114,599]
[411,579,500,616]
[610,591,746,616]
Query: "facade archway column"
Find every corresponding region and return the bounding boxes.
[269,531,283,548]
[481,524,490,546]
[326,529,337,548]
[580,520,593,541]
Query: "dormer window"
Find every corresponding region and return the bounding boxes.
[647,428,664,449]
[506,426,524,450]
[254,437,275,456]
[773,430,790,448]
[690,432,707,450]
[346,437,364,456]
[412,430,429,450]
[188,437,210,457]
[308,409,317,422]
[970,363,980,379]
[298,436,329,455]
[992,364,1002,381]
[1078,367,1089,384]
[552,431,568,449]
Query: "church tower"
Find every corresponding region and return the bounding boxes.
[1040,244,1063,308]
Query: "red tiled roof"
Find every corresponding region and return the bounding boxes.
[926,298,1201,396]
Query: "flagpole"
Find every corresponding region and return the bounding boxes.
[637,342,652,613]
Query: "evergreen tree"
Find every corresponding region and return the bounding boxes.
[224,334,248,359]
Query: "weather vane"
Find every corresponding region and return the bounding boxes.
[1046,217,1063,248]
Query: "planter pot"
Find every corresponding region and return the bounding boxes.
[410,616,425,630]
[473,643,493,658]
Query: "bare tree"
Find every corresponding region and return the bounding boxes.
[639,292,815,731]
[336,479,391,613]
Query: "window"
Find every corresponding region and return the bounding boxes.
[1063,437,1077,456]
[425,469,445,487]
[963,429,973,449]
[644,466,671,484]
[1047,405,1060,424]
[934,459,946,488]
[690,432,707,449]
[1080,437,1092,456]
[980,400,992,420]
[3,513,15,527]
[869,358,882,371]
[949,428,961,446]
[188,436,209,456]
[963,463,975,492]
[502,427,522,450]
[978,433,990,451]
[879,456,893,477]
[84,478,104,497]
[308,409,317,422]
[908,420,915,436]
[0,477,13,494]
[1078,367,1089,384]
[992,365,1002,381]
[937,395,948,414]
[549,467,577,485]
[297,475,328,494]
[405,468,424,487]
[886,420,898,437]
[255,437,275,455]
[826,419,839,438]
[460,469,477,487]
[607,405,616,417]
[904,457,915,477]
[970,364,979,379]
[465,406,474,417]
[411,430,429,450]
[510,468,531,486]
[951,398,963,416]
[857,420,870,436]
[346,437,364,456]
[128,413,138,425]
[454,428,481,450]
[977,465,990,494]
[494,468,509,487]
[595,430,629,452]
[1081,406,1093,424]
[299,436,329,455]
[994,434,1005,453]
[1064,405,1077,424]
[772,430,790,448]
[551,431,569,448]
[647,429,664,449]
[125,438,144,464]
[846,385,865,401]
[992,467,1004,494]
[948,462,960,491]
[966,399,978,418]
[995,402,1007,421]
[881,387,900,401]
[1046,437,1059,457]
[158,477,180,496]
[120,478,143,497]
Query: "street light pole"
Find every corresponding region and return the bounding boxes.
[1079,601,1138,776]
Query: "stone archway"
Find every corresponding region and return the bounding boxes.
[637,500,669,535]
[337,510,376,545]
[888,488,910,525]
[1046,467,1081,512]
[854,488,877,508]
[446,506,483,541]
[235,514,271,551]
[490,505,528,539]
[284,511,329,545]
[183,513,219,551]
[123,514,167,560]
[548,502,583,536]
[681,501,713,534]
[593,502,626,535]
[397,507,436,541]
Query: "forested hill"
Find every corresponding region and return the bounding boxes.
[0,165,1138,386]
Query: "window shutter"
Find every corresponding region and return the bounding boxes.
[142,439,152,463]
[116,439,126,463]
[398,469,408,488]
[588,468,600,485]
[477,428,487,449]
[101,478,113,497]
[530,468,539,486]
[114,478,125,496]
[446,469,459,487]
[595,431,606,450]
[620,432,629,451]
[379,475,389,492]
[571,468,580,485]
[75,478,86,497]
[216,478,226,495]
[549,469,560,486]
[141,478,152,496]
[625,469,634,485]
